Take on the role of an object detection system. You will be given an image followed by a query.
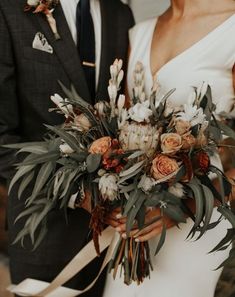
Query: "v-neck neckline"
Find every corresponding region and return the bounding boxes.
[148,13,235,80]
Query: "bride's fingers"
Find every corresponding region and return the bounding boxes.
[104,218,120,228]
[136,226,163,242]
[122,220,162,239]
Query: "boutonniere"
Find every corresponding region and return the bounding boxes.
[24,0,61,40]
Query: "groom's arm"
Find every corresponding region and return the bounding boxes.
[0,6,21,182]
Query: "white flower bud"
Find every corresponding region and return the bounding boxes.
[59,143,75,155]
[51,94,73,117]
[27,0,40,6]
[117,70,124,87]
[168,183,185,198]
[108,85,118,101]
[117,95,125,113]
[138,175,155,193]
[117,59,123,72]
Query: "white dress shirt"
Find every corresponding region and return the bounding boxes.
[60,0,101,87]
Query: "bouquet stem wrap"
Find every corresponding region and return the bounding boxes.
[8,227,117,297]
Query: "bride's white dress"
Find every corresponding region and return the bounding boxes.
[103,16,235,297]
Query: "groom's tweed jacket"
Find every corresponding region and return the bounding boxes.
[0,0,134,295]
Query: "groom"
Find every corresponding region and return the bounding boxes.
[0,0,134,296]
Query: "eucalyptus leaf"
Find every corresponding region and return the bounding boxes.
[126,192,146,235]
[45,125,80,152]
[26,162,54,206]
[9,164,35,194]
[216,121,235,140]
[86,154,101,173]
[187,181,204,228]
[18,145,48,155]
[164,205,186,223]
[154,223,166,256]
[18,151,59,166]
[18,171,35,199]
[218,206,235,229]
[120,160,145,178]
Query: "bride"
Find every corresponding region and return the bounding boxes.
[103,0,235,296]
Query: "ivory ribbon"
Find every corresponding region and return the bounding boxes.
[8,227,117,297]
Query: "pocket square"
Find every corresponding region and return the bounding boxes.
[32,32,53,54]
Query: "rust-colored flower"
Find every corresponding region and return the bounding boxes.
[182,133,196,150]
[102,147,125,171]
[151,154,179,181]
[161,133,182,155]
[89,137,112,155]
[195,151,210,173]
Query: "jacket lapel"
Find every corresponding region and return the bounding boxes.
[36,3,92,103]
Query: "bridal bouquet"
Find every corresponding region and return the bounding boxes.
[6,60,235,285]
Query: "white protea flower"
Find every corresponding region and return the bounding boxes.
[176,103,206,127]
[99,174,118,201]
[119,122,160,157]
[129,101,153,123]
[59,143,75,155]
[73,114,91,132]
[138,174,155,193]
[51,94,73,118]
[168,183,185,198]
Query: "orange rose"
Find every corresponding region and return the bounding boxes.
[89,137,112,155]
[151,154,179,180]
[161,133,182,154]
[182,133,196,150]
[175,119,191,135]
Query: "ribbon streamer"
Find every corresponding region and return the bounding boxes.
[8,227,117,297]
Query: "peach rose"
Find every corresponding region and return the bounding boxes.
[151,154,179,180]
[182,133,196,150]
[89,137,112,155]
[175,119,191,135]
[161,133,182,154]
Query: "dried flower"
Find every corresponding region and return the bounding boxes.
[119,123,160,157]
[99,174,118,201]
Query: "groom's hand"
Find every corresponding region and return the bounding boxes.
[113,208,176,242]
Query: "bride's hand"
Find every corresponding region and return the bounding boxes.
[113,208,176,242]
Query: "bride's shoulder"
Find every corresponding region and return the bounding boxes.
[129,17,157,43]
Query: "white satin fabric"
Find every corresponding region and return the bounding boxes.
[103,15,235,297]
